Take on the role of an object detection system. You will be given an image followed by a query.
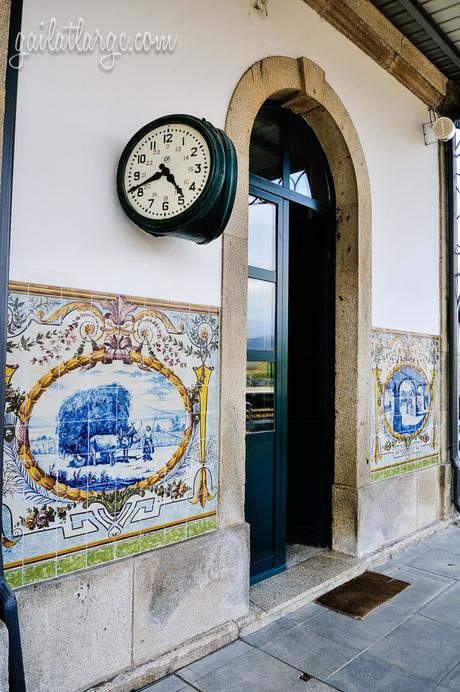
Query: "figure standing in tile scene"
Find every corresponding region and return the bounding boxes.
[143,426,155,462]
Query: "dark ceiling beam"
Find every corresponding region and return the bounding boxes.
[397,0,460,73]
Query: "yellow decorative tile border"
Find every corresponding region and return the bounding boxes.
[370,455,438,482]
[5,514,217,589]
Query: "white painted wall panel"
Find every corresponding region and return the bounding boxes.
[10,0,439,332]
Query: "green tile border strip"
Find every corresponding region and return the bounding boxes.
[371,455,438,482]
[5,515,217,589]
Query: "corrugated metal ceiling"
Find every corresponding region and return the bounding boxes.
[371,0,460,83]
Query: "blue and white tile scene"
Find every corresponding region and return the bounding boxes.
[3,283,219,586]
[370,329,440,481]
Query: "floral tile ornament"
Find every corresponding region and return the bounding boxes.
[2,283,219,586]
[370,329,440,481]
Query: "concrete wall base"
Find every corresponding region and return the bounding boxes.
[0,620,8,692]
[86,620,239,692]
[333,463,448,557]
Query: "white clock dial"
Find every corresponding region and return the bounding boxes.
[124,124,211,220]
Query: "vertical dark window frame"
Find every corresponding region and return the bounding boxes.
[246,104,335,583]
[0,2,26,689]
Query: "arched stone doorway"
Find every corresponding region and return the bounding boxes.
[219,56,372,559]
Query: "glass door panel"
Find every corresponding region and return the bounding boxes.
[246,361,275,433]
[248,197,276,271]
[247,279,275,351]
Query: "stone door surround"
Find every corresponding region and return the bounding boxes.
[220,56,372,556]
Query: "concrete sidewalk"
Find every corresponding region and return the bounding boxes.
[141,525,460,692]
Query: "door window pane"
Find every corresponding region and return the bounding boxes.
[246,362,275,432]
[248,197,276,271]
[289,170,312,197]
[247,278,275,351]
[289,113,331,203]
[249,107,283,185]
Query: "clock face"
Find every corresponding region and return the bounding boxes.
[123,123,211,220]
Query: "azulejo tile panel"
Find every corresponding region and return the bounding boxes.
[2,283,219,586]
[370,329,440,482]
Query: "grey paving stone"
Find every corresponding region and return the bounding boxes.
[243,604,323,646]
[243,618,298,646]
[184,640,252,677]
[372,561,398,575]
[259,620,359,679]
[302,601,410,650]
[142,675,195,691]
[282,602,325,625]
[192,646,313,692]
[382,566,454,614]
[367,614,460,682]
[303,680,337,691]
[176,667,200,683]
[327,653,436,692]
[419,581,460,628]
[408,549,460,580]
[383,543,433,569]
[419,527,460,555]
[439,658,460,690]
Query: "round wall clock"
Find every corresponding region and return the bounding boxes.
[117,114,237,244]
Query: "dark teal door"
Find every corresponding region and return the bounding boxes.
[246,190,288,581]
[245,103,335,583]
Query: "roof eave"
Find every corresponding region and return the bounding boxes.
[303,0,460,116]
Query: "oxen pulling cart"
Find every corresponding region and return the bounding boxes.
[59,383,142,468]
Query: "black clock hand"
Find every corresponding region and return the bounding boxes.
[162,167,184,197]
[127,163,184,197]
[127,165,165,194]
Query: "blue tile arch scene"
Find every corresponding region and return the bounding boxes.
[2,282,220,586]
[370,329,440,481]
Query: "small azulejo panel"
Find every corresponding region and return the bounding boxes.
[3,282,219,586]
[370,328,440,482]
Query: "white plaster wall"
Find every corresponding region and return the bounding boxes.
[10,0,439,332]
